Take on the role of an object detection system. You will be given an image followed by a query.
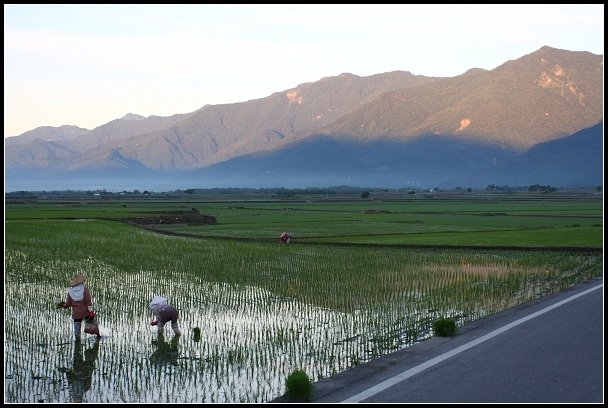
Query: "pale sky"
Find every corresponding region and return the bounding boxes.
[4,4,604,138]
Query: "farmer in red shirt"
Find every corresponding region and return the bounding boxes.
[58,274,99,340]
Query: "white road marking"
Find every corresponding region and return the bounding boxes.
[341,283,603,403]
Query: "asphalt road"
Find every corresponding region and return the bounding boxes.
[299,276,604,403]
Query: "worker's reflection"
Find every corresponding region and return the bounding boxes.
[149,333,180,366]
[58,337,100,402]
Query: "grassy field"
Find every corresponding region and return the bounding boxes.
[6,190,603,248]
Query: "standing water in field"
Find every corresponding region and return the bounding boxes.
[4,239,602,403]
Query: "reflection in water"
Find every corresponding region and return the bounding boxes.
[58,338,100,402]
[149,334,180,366]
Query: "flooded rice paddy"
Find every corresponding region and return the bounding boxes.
[5,266,447,403]
[5,239,602,403]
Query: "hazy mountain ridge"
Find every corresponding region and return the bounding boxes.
[5,125,89,147]
[319,47,602,150]
[6,121,602,192]
[93,70,442,169]
[5,46,603,191]
[445,121,604,187]
[6,70,441,172]
[183,121,602,189]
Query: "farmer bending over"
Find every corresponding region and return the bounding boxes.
[149,295,181,336]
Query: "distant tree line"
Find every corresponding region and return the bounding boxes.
[7,184,602,201]
[527,184,558,193]
[485,184,556,193]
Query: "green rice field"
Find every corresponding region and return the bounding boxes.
[4,191,603,403]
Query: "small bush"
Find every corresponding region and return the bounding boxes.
[433,317,457,337]
[285,369,313,401]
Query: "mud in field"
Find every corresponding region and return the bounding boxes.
[121,212,217,226]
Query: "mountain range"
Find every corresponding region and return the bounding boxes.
[4,46,603,192]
